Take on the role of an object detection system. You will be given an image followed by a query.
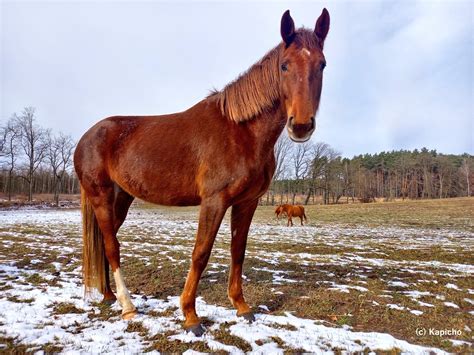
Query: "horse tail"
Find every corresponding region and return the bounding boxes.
[81,188,107,295]
[303,208,307,222]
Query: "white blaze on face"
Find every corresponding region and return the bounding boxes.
[301,48,311,57]
[113,267,136,313]
[287,49,316,143]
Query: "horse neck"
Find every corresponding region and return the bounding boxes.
[246,100,287,154]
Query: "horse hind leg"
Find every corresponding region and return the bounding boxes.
[83,184,136,319]
[102,188,137,319]
[102,258,116,305]
[101,188,134,304]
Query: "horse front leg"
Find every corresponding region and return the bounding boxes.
[181,197,227,336]
[228,199,258,322]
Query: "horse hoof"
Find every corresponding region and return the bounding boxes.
[122,309,138,320]
[185,323,206,337]
[239,311,255,323]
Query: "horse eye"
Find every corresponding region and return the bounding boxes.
[320,61,326,71]
[281,63,288,72]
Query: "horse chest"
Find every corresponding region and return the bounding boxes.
[227,158,274,203]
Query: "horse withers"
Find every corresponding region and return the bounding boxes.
[74,8,330,336]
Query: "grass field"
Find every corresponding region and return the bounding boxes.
[0,197,473,353]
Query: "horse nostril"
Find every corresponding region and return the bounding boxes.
[288,116,294,126]
[310,117,315,129]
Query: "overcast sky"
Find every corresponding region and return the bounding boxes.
[1,0,473,157]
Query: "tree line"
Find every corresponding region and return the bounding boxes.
[0,107,77,205]
[1,107,472,205]
[266,135,472,205]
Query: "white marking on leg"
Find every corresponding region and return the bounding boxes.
[113,267,136,314]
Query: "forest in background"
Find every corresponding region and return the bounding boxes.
[267,136,473,205]
[1,107,472,205]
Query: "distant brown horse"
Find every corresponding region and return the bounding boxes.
[276,204,307,226]
[275,204,289,218]
[74,9,329,336]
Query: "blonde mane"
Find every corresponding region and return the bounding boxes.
[210,29,320,123]
[209,46,281,123]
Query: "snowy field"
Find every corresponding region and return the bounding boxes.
[0,202,473,353]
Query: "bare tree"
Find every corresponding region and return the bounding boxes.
[321,148,341,204]
[1,118,22,201]
[0,126,6,158]
[47,133,75,206]
[270,133,293,204]
[419,148,434,198]
[341,158,355,203]
[273,133,293,180]
[305,142,329,204]
[436,155,454,198]
[460,157,472,197]
[291,141,312,204]
[16,107,49,201]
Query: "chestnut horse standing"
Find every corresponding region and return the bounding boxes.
[275,204,307,226]
[74,9,329,335]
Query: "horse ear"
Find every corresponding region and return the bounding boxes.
[314,8,330,45]
[281,10,295,46]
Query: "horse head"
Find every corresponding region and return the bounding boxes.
[279,9,330,142]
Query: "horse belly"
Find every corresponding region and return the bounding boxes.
[112,158,201,206]
[117,176,201,206]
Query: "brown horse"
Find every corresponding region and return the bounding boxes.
[275,204,289,218]
[276,204,307,226]
[74,9,330,336]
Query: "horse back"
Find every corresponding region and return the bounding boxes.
[289,205,304,216]
[74,99,276,207]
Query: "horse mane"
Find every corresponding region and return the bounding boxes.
[209,29,320,123]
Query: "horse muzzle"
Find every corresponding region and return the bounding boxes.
[286,116,315,142]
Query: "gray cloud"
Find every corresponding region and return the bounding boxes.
[1,1,472,157]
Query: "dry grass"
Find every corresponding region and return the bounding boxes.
[51,302,86,315]
[254,197,474,231]
[125,321,149,336]
[0,197,472,353]
[144,331,221,353]
[6,295,35,304]
[211,323,252,352]
[0,334,64,354]
[87,302,121,321]
[121,198,474,352]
